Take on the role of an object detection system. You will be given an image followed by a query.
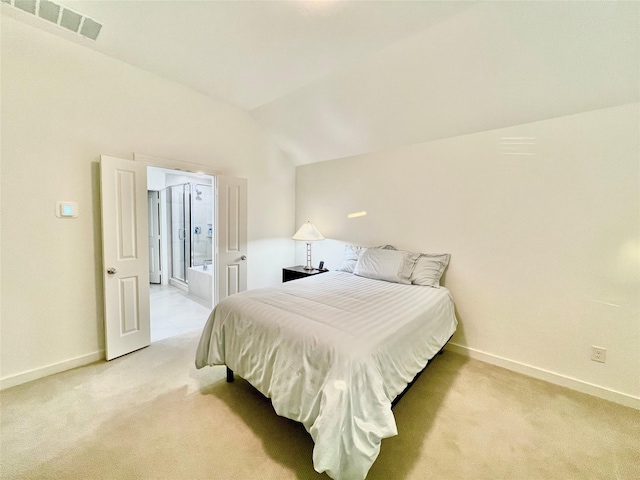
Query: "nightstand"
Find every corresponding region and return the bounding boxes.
[282,266,328,283]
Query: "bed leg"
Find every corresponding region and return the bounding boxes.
[226,366,234,382]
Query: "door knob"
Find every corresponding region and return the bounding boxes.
[107,267,117,274]
[240,255,247,261]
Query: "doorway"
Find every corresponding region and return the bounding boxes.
[147,166,214,342]
[101,154,247,360]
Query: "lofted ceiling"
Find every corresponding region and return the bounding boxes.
[4,0,639,165]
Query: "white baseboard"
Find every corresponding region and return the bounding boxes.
[2,344,638,410]
[0,350,104,391]
[445,342,640,410]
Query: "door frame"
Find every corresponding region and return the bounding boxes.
[101,153,240,360]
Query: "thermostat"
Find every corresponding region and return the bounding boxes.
[56,201,78,218]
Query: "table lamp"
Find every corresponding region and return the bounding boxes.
[292,221,324,270]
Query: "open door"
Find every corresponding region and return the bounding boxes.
[100,155,150,360]
[216,176,248,304]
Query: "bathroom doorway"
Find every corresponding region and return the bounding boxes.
[147,166,214,342]
[101,153,247,359]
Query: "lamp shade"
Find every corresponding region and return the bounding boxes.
[292,221,324,242]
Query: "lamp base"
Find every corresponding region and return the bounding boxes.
[304,242,313,270]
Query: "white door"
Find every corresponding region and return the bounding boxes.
[100,155,150,360]
[216,176,248,304]
[148,191,162,284]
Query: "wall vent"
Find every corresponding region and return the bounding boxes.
[4,0,102,41]
[500,137,536,157]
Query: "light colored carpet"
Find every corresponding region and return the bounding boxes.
[1,330,638,479]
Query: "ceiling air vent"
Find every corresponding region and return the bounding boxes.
[38,0,59,23]
[79,16,101,40]
[3,0,102,41]
[15,0,36,14]
[59,7,82,32]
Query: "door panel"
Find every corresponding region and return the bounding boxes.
[216,176,247,304]
[100,155,150,360]
[226,264,240,297]
[119,276,141,333]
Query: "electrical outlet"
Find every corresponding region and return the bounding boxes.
[591,346,607,363]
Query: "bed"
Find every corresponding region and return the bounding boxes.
[195,249,457,480]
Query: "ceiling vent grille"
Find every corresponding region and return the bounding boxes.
[3,0,102,40]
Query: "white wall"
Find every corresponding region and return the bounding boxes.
[0,17,296,386]
[296,104,640,407]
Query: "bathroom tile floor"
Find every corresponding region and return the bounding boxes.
[150,284,212,343]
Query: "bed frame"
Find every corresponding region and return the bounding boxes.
[390,347,445,408]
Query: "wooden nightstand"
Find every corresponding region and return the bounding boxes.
[282,266,328,283]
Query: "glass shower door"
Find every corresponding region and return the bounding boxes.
[169,184,191,284]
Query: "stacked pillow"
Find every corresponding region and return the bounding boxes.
[335,244,395,274]
[409,253,451,288]
[337,244,450,288]
[335,244,368,274]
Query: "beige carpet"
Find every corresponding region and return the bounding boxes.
[1,331,638,479]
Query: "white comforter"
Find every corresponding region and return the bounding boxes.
[195,271,457,480]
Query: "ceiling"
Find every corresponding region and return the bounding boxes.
[10,0,474,109]
[5,0,639,165]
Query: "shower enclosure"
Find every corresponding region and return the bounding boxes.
[168,183,213,286]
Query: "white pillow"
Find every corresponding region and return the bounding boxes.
[335,244,396,273]
[353,248,419,284]
[410,253,451,288]
[336,245,367,273]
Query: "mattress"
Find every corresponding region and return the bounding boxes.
[195,271,458,480]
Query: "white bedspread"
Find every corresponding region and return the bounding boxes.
[195,271,457,480]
